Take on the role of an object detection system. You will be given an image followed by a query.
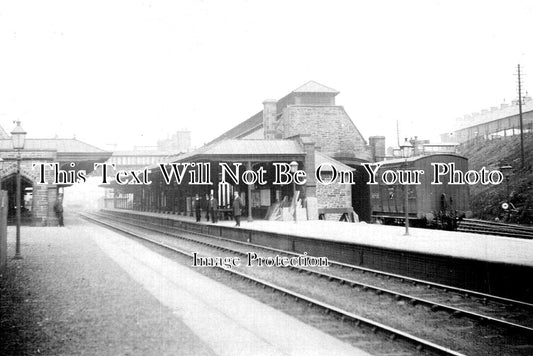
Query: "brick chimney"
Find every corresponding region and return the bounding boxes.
[262,99,277,139]
[369,136,386,162]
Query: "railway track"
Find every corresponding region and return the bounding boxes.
[90,211,533,330]
[81,212,463,356]
[91,211,533,311]
[458,219,533,239]
[82,211,533,355]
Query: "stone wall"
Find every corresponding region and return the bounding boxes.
[0,153,60,226]
[280,106,371,161]
[316,181,352,209]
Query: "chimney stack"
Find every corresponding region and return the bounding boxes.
[369,136,386,162]
[262,99,277,139]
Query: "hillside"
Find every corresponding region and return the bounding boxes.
[459,133,533,223]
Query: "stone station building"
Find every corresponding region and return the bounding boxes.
[0,126,111,226]
[110,81,385,222]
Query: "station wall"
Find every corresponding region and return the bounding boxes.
[280,106,371,161]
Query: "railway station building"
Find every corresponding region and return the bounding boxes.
[111,81,386,222]
[0,124,111,226]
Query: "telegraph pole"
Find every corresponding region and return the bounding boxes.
[396,120,400,147]
[517,64,525,169]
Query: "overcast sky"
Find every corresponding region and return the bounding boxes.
[1,0,532,151]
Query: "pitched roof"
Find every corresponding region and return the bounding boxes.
[0,138,108,153]
[292,81,339,94]
[0,126,9,139]
[453,99,533,131]
[151,139,305,168]
[112,150,178,157]
[208,111,263,145]
[179,139,304,159]
[148,141,353,175]
[377,153,467,165]
[315,151,354,171]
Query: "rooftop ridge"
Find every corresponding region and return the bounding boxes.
[292,80,339,94]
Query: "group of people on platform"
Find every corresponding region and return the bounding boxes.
[194,192,243,227]
[194,193,219,223]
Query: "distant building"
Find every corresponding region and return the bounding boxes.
[96,131,191,176]
[386,137,458,159]
[441,97,533,143]
[97,148,180,209]
[421,143,459,155]
[157,130,191,152]
[105,149,177,171]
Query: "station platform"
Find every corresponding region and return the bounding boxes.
[105,208,533,267]
[102,208,533,302]
[0,214,369,356]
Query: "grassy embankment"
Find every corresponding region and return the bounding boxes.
[459,133,533,223]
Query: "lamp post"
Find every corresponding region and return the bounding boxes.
[290,161,298,223]
[400,138,413,236]
[11,121,26,260]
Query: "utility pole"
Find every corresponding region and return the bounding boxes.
[396,120,400,147]
[517,64,525,169]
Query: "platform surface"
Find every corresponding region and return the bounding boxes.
[106,208,533,267]
[0,215,369,356]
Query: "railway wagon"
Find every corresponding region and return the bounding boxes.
[369,154,470,228]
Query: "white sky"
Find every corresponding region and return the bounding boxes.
[1,0,532,151]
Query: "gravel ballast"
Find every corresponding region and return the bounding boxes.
[0,216,215,356]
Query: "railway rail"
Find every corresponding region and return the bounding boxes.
[458,218,533,239]
[81,212,464,356]
[91,211,533,312]
[82,211,533,355]
[90,211,533,333]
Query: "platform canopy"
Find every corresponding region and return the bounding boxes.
[164,139,306,164]
[0,138,111,172]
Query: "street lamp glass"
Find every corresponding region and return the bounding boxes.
[400,138,413,159]
[289,161,298,173]
[11,121,27,150]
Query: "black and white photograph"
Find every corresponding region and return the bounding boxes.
[1,1,533,355]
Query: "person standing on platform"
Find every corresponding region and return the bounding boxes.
[194,194,201,222]
[232,191,242,227]
[204,194,210,221]
[53,196,64,227]
[209,193,218,223]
